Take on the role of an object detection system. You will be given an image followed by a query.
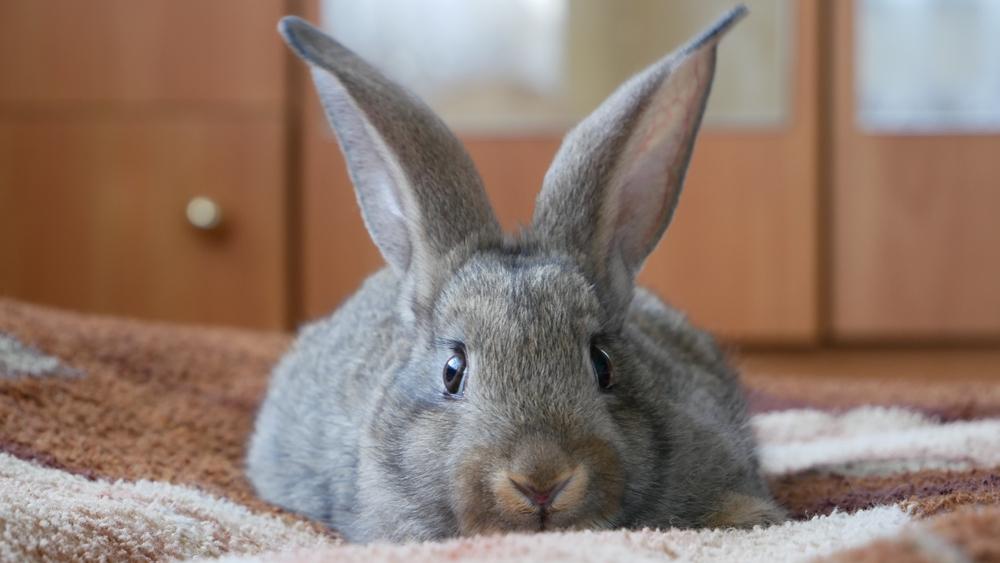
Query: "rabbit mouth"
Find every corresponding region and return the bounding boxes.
[523,501,615,534]
[485,463,619,533]
[536,506,556,532]
[455,471,619,535]
[505,472,576,532]
[452,463,613,535]
[496,468,583,515]
[453,436,624,536]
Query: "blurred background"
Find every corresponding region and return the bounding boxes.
[1,0,998,374]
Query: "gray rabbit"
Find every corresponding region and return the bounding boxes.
[247,5,784,543]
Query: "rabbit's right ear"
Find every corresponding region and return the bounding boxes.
[279,17,501,279]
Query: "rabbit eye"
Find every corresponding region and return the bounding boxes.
[591,344,613,390]
[443,350,467,396]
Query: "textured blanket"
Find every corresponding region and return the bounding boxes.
[1,298,998,562]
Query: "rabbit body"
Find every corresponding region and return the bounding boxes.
[248,264,780,541]
[248,6,782,543]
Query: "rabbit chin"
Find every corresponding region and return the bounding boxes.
[453,472,619,535]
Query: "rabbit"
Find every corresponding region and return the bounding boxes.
[247,5,784,543]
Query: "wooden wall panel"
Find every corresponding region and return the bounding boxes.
[830,0,1000,340]
[0,113,287,329]
[0,0,286,105]
[298,3,819,343]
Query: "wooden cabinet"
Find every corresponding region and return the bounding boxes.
[0,114,286,328]
[0,0,289,329]
[298,1,820,344]
[830,0,1000,341]
[0,0,286,105]
[2,1,997,345]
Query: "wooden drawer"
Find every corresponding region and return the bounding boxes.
[0,112,287,329]
[0,0,286,105]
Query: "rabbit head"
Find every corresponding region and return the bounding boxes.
[279,6,745,537]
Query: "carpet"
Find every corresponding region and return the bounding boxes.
[1,298,997,562]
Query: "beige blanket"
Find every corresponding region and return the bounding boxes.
[1,298,997,561]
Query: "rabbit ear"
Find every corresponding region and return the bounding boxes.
[532,7,745,312]
[279,17,501,275]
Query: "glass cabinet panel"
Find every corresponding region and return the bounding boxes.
[321,0,791,132]
[857,0,1000,133]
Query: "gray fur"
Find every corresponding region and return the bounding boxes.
[248,6,782,543]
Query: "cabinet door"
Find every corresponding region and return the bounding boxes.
[298,1,818,343]
[0,0,286,105]
[0,114,287,329]
[831,0,1000,340]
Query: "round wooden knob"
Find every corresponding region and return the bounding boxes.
[186,196,223,230]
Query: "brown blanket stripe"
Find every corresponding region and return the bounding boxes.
[773,467,1000,520]
[0,300,324,533]
[746,378,1000,422]
[826,506,1000,563]
[1,298,998,560]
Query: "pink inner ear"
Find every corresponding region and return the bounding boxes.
[612,52,712,270]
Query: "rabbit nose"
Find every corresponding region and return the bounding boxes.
[508,475,571,508]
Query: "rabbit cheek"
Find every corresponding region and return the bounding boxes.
[451,450,511,537]
[569,436,626,528]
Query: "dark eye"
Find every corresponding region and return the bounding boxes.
[590,344,613,390]
[443,350,467,396]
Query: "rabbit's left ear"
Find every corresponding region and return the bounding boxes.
[533,7,745,312]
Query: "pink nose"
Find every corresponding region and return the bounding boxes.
[509,477,569,508]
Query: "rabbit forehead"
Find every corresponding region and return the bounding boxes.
[434,253,603,344]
